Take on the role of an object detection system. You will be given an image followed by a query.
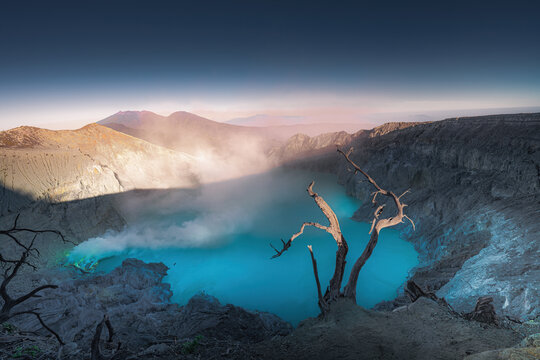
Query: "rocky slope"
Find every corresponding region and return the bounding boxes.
[4,259,538,360]
[269,131,354,161]
[4,259,292,359]
[278,113,540,321]
[254,298,533,360]
[0,124,198,216]
[270,121,424,162]
[465,333,540,360]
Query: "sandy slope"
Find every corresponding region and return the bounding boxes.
[0,123,198,214]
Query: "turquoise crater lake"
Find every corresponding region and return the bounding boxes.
[69,169,419,325]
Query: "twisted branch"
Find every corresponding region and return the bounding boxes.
[270,222,327,259]
[0,214,68,343]
[271,181,349,302]
[307,245,329,314]
[337,148,414,301]
[91,314,122,360]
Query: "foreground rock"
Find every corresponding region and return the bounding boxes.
[253,298,528,360]
[2,259,537,359]
[465,333,540,360]
[4,259,292,359]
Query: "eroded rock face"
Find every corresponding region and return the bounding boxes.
[268,131,354,161]
[279,113,540,320]
[12,259,292,358]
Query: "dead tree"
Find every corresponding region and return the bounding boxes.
[404,280,459,315]
[404,280,438,302]
[271,148,414,313]
[0,214,66,344]
[91,314,123,360]
[271,181,348,312]
[465,296,498,326]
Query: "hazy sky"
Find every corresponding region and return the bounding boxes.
[1,0,539,129]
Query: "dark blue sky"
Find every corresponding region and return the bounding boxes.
[1,0,539,128]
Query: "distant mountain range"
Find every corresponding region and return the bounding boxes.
[226,106,540,129]
[99,111,375,151]
[226,113,373,136]
[226,114,307,127]
[99,110,271,155]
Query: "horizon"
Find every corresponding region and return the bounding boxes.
[2,106,540,132]
[1,1,539,130]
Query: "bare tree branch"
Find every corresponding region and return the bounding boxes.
[0,213,74,246]
[337,148,414,301]
[91,315,122,360]
[404,280,437,302]
[10,310,64,345]
[307,245,329,314]
[404,215,416,230]
[272,149,415,314]
[0,214,67,344]
[270,222,327,258]
[271,181,349,302]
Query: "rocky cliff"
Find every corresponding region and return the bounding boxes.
[279,113,540,321]
[268,131,354,161]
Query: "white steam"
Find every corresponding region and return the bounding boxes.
[189,134,277,184]
[68,170,285,264]
[68,126,286,267]
[68,207,248,261]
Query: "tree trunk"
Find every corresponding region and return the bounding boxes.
[343,229,379,300]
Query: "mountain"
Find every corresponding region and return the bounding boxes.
[263,123,371,138]
[271,121,424,162]
[226,113,373,137]
[98,111,288,181]
[226,114,307,127]
[269,131,356,161]
[99,111,373,150]
[0,123,198,214]
[278,112,540,320]
[98,111,276,155]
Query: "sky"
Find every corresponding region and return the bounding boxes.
[0,0,539,129]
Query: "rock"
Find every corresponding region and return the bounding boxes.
[138,343,171,356]
[465,333,540,360]
[521,333,540,348]
[58,342,80,359]
[10,259,292,357]
[176,294,293,342]
[255,297,523,360]
[465,296,498,325]
[269,131,353,161]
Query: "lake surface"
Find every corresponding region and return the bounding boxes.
[68,169,418,325]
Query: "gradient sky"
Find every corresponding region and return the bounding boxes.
[1,0,539,129]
